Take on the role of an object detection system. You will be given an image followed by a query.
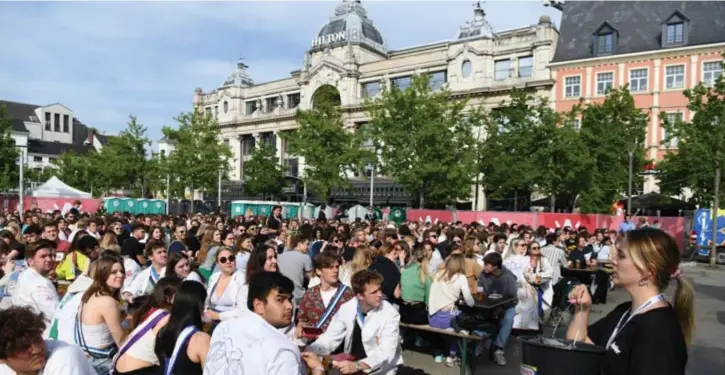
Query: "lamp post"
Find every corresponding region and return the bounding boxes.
[18,150,24,221]
[217,169,222,210]
[366,163,375,208]
[627,138,638,215]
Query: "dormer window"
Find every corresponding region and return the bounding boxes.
[661,11,689,47]
[592,22,618,57]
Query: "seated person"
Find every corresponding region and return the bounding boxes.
[55,235,99,281]
[0,306,96,374]
[307,270,403,375]
[296,252,354,338]
[477,252,518,367]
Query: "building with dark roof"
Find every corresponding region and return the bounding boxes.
[550,1,725,195]
[0,100,112,171]
[183,0,559,208]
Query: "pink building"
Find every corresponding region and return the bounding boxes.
[549,1,725,194]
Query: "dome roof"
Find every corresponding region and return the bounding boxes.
[311,0,386,55]
[456,3,495,40]
[221,57,254,88]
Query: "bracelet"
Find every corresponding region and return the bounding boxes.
[311,366,325,374]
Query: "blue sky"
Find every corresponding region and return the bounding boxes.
[0,0,561,145]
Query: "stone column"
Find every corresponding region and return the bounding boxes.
[236,135,244,181]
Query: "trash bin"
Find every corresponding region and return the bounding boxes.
[519,336,605,375]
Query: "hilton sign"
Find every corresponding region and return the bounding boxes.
[312,31,346,48]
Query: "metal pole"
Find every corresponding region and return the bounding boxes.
[711,165,720,267]
[165,174,170,215]
[217,169,222,209]
[18,151,24,221]
[302,179,307,219]
[369,165,374,208]
[627,149,634,215]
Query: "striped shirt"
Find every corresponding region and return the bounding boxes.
[541,244,568,284]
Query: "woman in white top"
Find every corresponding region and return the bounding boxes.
[203,247,245,328]
[524,242,553,314]
[427,253,474,367]
[113,277,182,375]
[74,254,127,375]
[166,252,204,284]
[502,238,539,331]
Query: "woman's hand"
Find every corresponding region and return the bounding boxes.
[301,352,324,373]
[2,260,15,275]
[568,284,592,310]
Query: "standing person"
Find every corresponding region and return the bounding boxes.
[308,269,404,375]
[277,235,313,306]
[567,228,694,375]
[266,206,284,235]
[12,240,59,336]
[618,213,636,235]
[540,233,568,285]
[399,246,432,325]
[0,307,97,375]
[74,255,127,375]
[155,281,211,375]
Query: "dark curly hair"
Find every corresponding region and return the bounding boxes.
[0,306,46,359]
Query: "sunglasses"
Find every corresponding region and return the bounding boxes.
[531,247,540,250]
[177,231,186,234]
[218,256,235,264]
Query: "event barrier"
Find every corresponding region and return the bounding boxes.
[0,196,102,215]
[407,209,686,249]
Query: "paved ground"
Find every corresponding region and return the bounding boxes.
[399,264,725,374]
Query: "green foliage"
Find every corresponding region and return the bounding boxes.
[50,150,98,192]
[0,105,20,191]
[364,74,478,207]
[283,90,373,201]
[161,110,232,197]
[577,87,649,213]
[243,142,285,199]
[658,56,725,206]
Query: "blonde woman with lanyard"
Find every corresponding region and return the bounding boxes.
[203,247,245,329]
[568,228,694,375]
[122,241,167,303]
[74,254,127,375]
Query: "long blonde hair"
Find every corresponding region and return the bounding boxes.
[462,237,477,259]
[409,247,430,284]
[349,246,373,275]
[624,228,695,346]
[436,253,465,282]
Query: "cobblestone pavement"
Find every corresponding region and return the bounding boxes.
[400,265,725,375]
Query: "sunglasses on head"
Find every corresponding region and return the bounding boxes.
[218,256,235,264]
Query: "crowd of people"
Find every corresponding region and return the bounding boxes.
[0,204,694,375]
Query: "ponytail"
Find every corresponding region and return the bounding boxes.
[419,256,429,284]
[672,275,695,347]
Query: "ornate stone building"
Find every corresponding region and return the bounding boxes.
[189,0,558,208]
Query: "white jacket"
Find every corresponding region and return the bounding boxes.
[122,266,165,298]
[12,268,59,337]
[122,257,142,291]
[205,270,246,321]
[309,299,403,375]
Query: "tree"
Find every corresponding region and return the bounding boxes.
[657,56,725,266]
[243,143,285,199]
[51,150,98,192]
[94,116,156,196]
[577,87,649,213]
[162,110,232,200]
[364,74,477,208]
[0,104,20,192]
[283,90,372,201]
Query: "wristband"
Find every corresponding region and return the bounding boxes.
[312,366,325,374]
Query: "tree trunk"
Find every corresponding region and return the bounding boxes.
[190,183,195,214]
[514,191,518,211]
[419,190,425,209]
[550,193,556,213]
[711,164,720,267]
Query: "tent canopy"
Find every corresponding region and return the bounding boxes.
[30,176,91,198]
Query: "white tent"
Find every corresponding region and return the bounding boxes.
[30,176,92,198]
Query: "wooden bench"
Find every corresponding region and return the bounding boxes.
[400,322,488,375]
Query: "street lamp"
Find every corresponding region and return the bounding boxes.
[627,138,638,215]
[366,162,375,208]
[16,145,27,221]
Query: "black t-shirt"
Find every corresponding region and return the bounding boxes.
[266,215,282,231]
[368,256,400,304]
[350,317,368,361]
[588,302,687,375]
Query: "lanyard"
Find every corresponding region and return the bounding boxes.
[606,294,665,350]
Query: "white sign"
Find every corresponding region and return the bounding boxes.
[312,31,346,48]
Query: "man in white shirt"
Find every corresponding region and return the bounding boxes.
[204,272,323,375]
[0,306,96,375]
[11,240,59,336]
[308,269,403,375]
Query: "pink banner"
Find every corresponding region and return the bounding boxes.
[457,211,536,227]
[0,196,102,215]
[406,209,454,223]
[537,213,599,230]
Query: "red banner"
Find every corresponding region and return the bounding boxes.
[0,196,102,215]
[457,211,536,227]
[537,213,599,230]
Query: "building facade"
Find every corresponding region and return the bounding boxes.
[187,0,559,207]
[1,100,110,172]
[550,1,725,195]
